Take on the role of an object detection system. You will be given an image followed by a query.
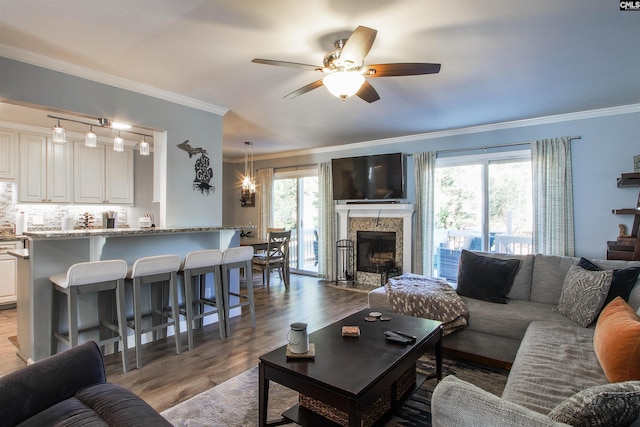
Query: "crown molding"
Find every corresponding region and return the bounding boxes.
[224,103,640,163]
[0,45,228,116]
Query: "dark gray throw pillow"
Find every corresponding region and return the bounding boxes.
[578,257,640,306]
[455,250,520,304]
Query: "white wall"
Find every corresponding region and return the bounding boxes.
[223,108,640,259]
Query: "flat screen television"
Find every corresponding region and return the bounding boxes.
[331,153,405,201]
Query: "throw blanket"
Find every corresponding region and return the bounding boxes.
[385,273,468,335]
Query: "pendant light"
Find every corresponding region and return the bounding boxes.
[85,125,97,147]
[241,141,256,194]
[113,132,124,152]
[51,119,66,142]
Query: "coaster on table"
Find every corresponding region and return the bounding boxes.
[342,326,360,337]
[380,316,391,321]
[369,311,382,318]
[364,316,377,322]
[286,343,315,359]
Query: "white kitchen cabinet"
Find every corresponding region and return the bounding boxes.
[106,148,134,204]
[0,240,23,306]
[0,130,18,180]
[74,142,133,204]
[19,134,72,203]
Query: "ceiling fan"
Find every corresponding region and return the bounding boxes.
[252,25,441,103]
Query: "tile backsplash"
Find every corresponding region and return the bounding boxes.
[1,182,128,231]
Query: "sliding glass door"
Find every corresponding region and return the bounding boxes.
[272,169,318,275]
[433,151,532,282]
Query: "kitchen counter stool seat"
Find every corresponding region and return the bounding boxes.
[50,259,129,373]
[179,249,225,350]
[221,246,256,336]
[126,254,181,369]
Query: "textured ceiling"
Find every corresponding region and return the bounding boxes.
[1,0,639,159]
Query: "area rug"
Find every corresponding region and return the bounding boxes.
[160,354,508,427]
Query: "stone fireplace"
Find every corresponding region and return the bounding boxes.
[335,204,414,287]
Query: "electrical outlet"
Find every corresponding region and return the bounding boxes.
[32,215,44,225]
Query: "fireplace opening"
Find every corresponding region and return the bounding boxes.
[356,231,397,273]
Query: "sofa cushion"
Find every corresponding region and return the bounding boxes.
[547,381,640,427]
[557,265,612,327]
[564,258,640,311]
[460,297,578,341]
[502,321,607,415]
[594,297,640,383]
[456,250,520,304]
[579,257,640,306]
[530,254,578,305]
[18,383,171,427]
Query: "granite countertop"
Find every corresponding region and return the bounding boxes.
[0,235,28,242]
[23,226,248,240]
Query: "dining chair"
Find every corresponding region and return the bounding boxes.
[252,230,291,288]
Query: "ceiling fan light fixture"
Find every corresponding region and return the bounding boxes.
[323,71,365,100]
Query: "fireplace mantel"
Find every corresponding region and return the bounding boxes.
[335,203,414,274]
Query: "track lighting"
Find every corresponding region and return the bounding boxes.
[51,119,66,142]
[85,125,97,147]
[47,114,152,155]
[114,132,124,152]
[139,136,150,156]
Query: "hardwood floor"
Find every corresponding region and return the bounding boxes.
[0,274,369,412]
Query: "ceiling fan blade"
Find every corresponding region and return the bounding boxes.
[356,80,380,103]
[252,58,323,72]
[284,79,324,99]
[340,26,377,67]
[364,63,441,77]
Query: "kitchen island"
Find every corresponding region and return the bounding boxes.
[16,226,246,363]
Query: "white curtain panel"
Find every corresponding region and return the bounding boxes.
[257,168,274,239]
[532,137,575,256]
[318,162,336,281]
[413,152,436,275]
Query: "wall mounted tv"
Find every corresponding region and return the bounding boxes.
[332,153,405,201]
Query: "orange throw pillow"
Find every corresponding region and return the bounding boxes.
[593,297,640,382]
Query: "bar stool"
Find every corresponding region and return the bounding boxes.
[50,259,129,373]
[221,246,256,336]
[179,249,225,350]
[126,254,181,369]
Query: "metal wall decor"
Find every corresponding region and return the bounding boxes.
[177,140,215,195]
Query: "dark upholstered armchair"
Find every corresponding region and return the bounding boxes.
[0,341,170,427]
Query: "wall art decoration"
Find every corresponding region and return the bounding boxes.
[177,140,215,195]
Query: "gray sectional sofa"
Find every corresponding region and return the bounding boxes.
[368,252,640,426]
[368,252,640,364]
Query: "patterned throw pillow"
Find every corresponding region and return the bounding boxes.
[557,265,613,327]
[548,381,640,427]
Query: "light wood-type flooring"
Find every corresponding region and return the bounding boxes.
[0,274,369,412]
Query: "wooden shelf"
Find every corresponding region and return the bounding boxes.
[609,173,640,260]
[617,172,640,188]
[612,208,640,215]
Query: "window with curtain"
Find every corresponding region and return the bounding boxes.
[433,150,533,282]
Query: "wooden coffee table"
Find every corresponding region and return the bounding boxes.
[258,309,443,426]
